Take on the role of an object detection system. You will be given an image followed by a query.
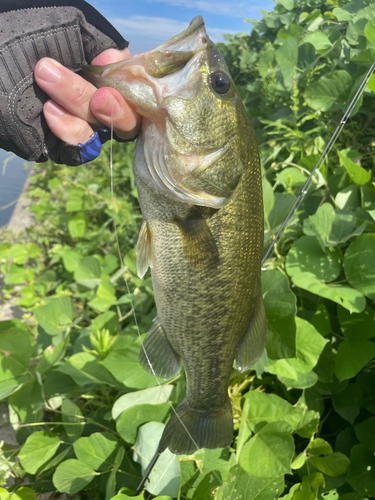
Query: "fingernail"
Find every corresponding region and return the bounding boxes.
[37,60,62,83]
[45,101,65,116]
[98,93,120,117]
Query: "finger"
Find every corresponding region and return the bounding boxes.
[44,100,94,145]
[91,47,131,66]
[90,87,141,140]
[35,58,101,126]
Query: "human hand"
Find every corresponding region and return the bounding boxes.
[35,48,140,148]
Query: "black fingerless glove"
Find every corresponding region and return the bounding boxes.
[0,0,128,165]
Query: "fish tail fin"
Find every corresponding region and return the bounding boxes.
[159,397,233,455]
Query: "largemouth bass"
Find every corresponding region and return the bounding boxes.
[83,16,266,455]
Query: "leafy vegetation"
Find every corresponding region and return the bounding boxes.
[1,0,375,499]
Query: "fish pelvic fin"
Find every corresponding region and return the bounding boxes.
[236,295,267,373]
[139,317,181,380]
[159,398,233,455]
[136,220,152,279]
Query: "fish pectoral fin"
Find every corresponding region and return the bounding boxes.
[139,317,181,380]
[236,295,267,373]
[176,214,220,272]
[136,220,152,278]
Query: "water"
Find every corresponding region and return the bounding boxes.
[0,149,31,227]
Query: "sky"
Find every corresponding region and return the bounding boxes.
[86,0,276,54]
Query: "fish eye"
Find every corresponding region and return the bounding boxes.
[210,71,231,95]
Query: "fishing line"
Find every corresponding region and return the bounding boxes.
[108,120,203,494]
[261,59,375,266]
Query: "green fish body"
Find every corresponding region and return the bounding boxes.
[83,16,266,455]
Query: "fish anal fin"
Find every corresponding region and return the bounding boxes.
[139,317,181,380]
[176,215,219,272]
[236,296,267,373]
[136,220,152,278]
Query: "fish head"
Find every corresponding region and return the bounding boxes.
[83,16,251,208]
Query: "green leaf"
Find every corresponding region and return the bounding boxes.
[34,297,75,335]
[88,279,117,312]
[290,273,365,313]
[338,305,375,341]
[334,339,375,381]
[276,0,293,10]
[344,234,375,299]
[133,422,180,497]
[12,487,35,500]
[286,236,341,282]
[73,432,118,470]
[62,250,82,273]
[292,473,325,500]
[275,37,298,89]
[3,263,26,285]
[310,452,350,477]
[91,311,119,334]
[59,352,121,387]
[74,256,102,289]
[0,327,31,379]
[347,445,375,497]
[364,18,375,46]
[112,385,174,419]
[108,495,143,500]
[332,383,362,424]
[354,417,375,452]
[19,431,61,474]
[116,403,170,443]
[239,421,294,477]
[62,398,84,442]
[241,391,303,433]
[262,269,296,359]
[53,459,96,494]
[304,71,352,111]
[68,213,87,239]
[303,31,331,51]
[338,150,371,185]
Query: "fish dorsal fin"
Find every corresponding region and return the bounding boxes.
[136,220,152,279]
[236,295,267,373]
[176,213,220,272]
[139,317,181,380]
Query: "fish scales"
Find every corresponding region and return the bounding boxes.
[82,16,266,455]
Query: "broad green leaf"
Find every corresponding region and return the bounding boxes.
[276,0,293,10]
[310,452,350,477]
[347,445,375,497]
[223,465,284,500]
[53,459,96,494]
[308,437,332,456]
[34,297,75,335]
[239,421,294,477]
[334,339,375,381]
[73,432,118,470]
[332,383,362,424]
[19,431,61,474]
[286,236,341,282]
[0,327,31,380]
[88,279,117,312]
[112,385,174,419]
[354,417,375,452]
[276,167,307,190]
[133,422,180,497]
[37,337,69,375]
[62,250,82,273]
[10,244,29,264]
[91,311,119,334]
[116,403,170,443]
[262,269,296,359]
[275,37,298,89]
[344,234,375,299]
[298,42,315,69]
[74,256,101,289]
[101,350,161,389]
[293,473,325,500]
[3,263,26,285]
[338,305,375,341]
[364,17,375,46]
[9,378,44,424]
[108,496,143,500]
[61,399,84,442]
[12,487,35,500]
[304,71,352,111]
[241,392,302,433]
[59,352,121,387]
[290,273,365,313]
[0,374,33,400]
[303,31,331,51]
[68,213,87,239]
[338,150,371,185]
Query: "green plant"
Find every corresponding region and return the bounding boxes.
[1,0,375,499]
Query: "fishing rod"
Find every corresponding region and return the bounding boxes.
[134,60,375,496]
